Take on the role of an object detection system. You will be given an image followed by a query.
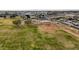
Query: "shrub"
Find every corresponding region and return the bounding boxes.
[12,20,21,28]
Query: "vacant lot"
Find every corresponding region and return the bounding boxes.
[0,21,78,50]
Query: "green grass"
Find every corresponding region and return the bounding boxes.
[0,25,78,50]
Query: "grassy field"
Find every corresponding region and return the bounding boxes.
[0,18,79,50]
[0,24,78,50]
[0,16,21,25]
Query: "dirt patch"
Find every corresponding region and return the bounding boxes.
[38,22,59,33]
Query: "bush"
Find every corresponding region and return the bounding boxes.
[12,20,21,28]
[24,20,31,25]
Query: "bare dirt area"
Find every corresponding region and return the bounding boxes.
[38,22,59,33]
[38,21,79,38]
